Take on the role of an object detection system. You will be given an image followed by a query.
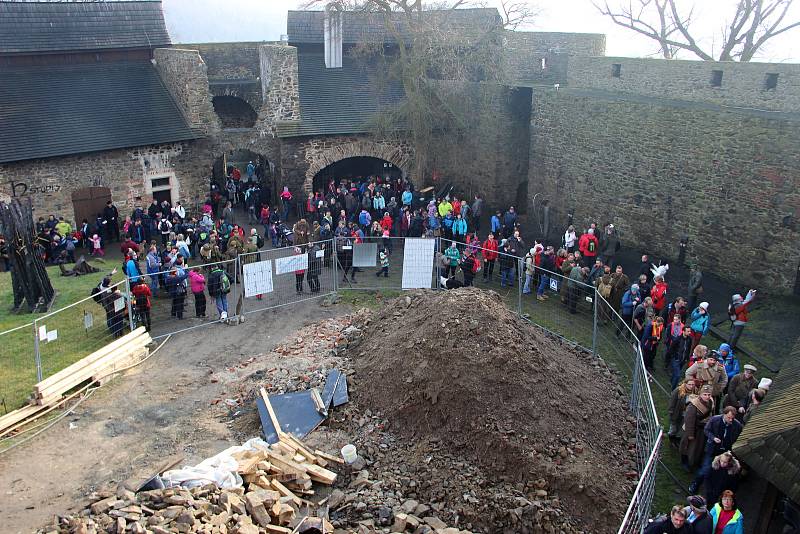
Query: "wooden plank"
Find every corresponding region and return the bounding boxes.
[270,479,301,506]
[314,449,346,465]
[282,432,317,461]
[264,524,293,533]
[301,462,337,485]
[0,405,46,434]
[35,341,148,400]
[260,387,283,438]
[34,328,147,391]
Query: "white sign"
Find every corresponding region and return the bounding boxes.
[352,243,378,267]
[84,312,94,330]
[38,325,47,341]
[401,238,436,289]
[113,297,125,313]
[46,329,58,342]
[243,260,274,297]
[549,278,559,292]
[275,254,308,275]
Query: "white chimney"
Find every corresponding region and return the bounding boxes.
[324,4,343,69]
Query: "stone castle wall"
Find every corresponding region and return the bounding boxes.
[153,48,221,135]
[504,31,605,84]
[567,57,800,112]
[528,87,800,292]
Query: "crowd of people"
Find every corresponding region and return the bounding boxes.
[5,168,781,531]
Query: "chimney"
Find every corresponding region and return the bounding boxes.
[324,4,343,69]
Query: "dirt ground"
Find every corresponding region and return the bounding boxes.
[0,298,349,534]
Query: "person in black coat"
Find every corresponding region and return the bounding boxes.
[689,407,744,494]
[644,506,691,534]
[103,201,120,242]
[705,452,741,508]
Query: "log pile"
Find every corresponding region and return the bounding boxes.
[0,328,151,437]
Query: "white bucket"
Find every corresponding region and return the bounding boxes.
[341,444,357,464]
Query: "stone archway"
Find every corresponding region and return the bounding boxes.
[303,139,414,194]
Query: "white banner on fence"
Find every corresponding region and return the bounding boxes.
[243,260,274,297]
[275,254,308,275]
[352,243,377,267]
[401,238,436,289]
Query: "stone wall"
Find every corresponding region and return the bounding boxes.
[529,87,800,292]
[257,44,301,136]
[280,135,414,197]
[0,141,213,222]
[567,57,800,112]
[153,48,221,135]
[187,42,270,112]
[504,31,605,84]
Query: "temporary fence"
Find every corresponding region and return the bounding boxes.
[0,234,660,531]
[239,239,336,315]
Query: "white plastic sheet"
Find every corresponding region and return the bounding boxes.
[161,437,270,489]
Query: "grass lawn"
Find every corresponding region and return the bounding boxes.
[0,258,127,413]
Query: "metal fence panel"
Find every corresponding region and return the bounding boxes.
[34,279,133,391]
[334,236,432,291]
[134,258,239,340]
[0,322,37,413]
[240,239,336,315]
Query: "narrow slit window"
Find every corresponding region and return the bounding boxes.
[612,63,621,78]
[765,73,779,90]
[711,70,723,87]
[540,57,547,70]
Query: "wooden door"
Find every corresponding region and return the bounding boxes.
[71,187,111,226]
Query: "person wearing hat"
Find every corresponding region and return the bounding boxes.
[717,344,740,383]
[680,384,715,471]
[723,364,758,413]
[684,495,713,534]
[577,227,598,267]
[689,301,711,351]
[727,289,756,350]
[644,505,691,534]
[620,283,641,335]
[685,351,728,399]
[689,406,743,495]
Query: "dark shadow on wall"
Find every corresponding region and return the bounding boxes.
[212,95,257,128]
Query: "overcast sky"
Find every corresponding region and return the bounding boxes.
[162,0,800,63]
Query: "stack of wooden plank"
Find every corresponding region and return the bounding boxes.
[231,431,342,532]
[0,327,151,437]
[30,327,151,406]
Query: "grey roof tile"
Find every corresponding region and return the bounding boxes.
[0,60,199,163]
[0,1,171,54]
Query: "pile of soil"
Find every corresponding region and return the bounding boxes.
[347,288,637,533]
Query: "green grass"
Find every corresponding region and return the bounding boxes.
[0,259,127,413]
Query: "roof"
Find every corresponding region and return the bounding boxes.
[287,8,502,45]
[734,339,800,502]
[0,1,171,55]
[276,52,404,138]
[0,61,199,163]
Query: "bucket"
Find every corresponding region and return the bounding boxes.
[341,444,357,464]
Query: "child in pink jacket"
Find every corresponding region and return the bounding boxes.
[188,269,207,318]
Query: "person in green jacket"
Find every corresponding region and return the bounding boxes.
[444,241,461,278]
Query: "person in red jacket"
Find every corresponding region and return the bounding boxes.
[380,212,393,233]
[578,228,599,267]
[650,275,668,314]
[481,233,499,282]
[131,280,152,332]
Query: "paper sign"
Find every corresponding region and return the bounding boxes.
[401,238,436,289]
[549,278,559,291]
[243,260,274,297]
[315,250,325,258]
[84,312,94,330]
[46,329,58,342]
[352,243,378,267]
[38,325,47,341]
[275,253,308,275]
[113,297,125,313]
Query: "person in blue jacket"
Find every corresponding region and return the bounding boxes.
[620,283,641,332]
[718,343,740,382]
[690,301,711,350]
[709,491,744,534]
[452,213,468,241]
[491,211,502,235]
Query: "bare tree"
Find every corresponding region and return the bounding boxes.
[303,0,536,188]
[594,0,800,61]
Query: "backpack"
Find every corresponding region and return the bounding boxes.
[728,303,737,322]
[220,271,231,294]
[257,234,265,248]
[159,220,170,232]
[587,239,596,253]
[598,280,612,299]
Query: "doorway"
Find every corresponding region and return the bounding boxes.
[312,156,403,194]
[72,186,111,225]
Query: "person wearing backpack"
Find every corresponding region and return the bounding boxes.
[165,267,188,320]
[207,266,230,320]
[727,290,755,350]
[578,228,598,267]
[131,280,152,332]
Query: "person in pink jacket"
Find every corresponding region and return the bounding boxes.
[188,268,207,318]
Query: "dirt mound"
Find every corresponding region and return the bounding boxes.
[348,288,637,532]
